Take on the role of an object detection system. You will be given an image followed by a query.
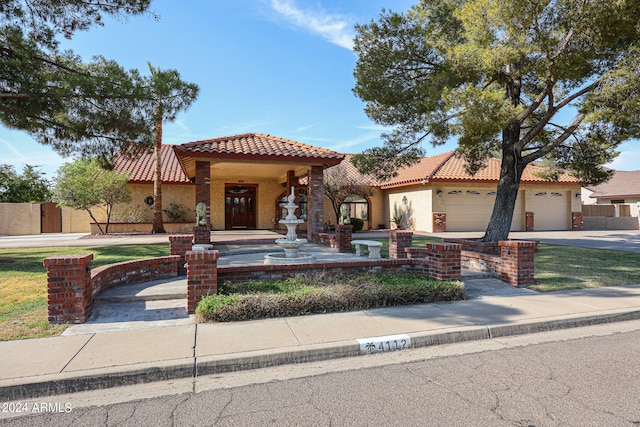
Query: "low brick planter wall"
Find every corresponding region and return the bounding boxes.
[442,238,500,255]
[91,256,181,296]
[218,259,426,285]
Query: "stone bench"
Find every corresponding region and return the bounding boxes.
[351,240,383,259]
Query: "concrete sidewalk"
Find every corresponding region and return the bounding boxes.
[2,274,640,401]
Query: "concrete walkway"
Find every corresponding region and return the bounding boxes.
[1,229,639,401]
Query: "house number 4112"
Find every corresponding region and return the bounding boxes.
[357,334,411,354]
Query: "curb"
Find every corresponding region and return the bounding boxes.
[2,308,640,401]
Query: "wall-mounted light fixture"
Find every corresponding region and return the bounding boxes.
[402,195,408,205]
[421,179,427,185]
[436,190,443,197]
[575,193,581,198]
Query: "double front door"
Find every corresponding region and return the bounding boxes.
[225,184,256,229]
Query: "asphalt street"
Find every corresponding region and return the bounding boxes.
[2,320,640,426]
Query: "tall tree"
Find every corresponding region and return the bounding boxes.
[53,159,131,235]
[0,0,157,163]
[0,164,51,203]
[144,64,199,234]
[353,0,640,241]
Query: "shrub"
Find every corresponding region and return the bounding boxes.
[350,217,364,232]
[197,272,465,322]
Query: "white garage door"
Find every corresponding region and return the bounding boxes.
[529,191,569,230]
[445,189,523,232]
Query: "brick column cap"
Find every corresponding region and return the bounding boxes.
[498,240,538,248]
[169,234,194,242]
[426,242,462,251]
[388,230,414,237]
[185,250,220,262]
[43,254,93,267]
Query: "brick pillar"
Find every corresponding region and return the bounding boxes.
[193,226,211,245]
[433,212,446,232]
[498,240,537,288]
[44,254,94,324]
[185,250,220,314]
[169,235,193,275]
[572,212,584,231]
[425,243,462,281]
[388,230,413,259]
[307,165,324,242]
[526,212,534,231]
[195,161,211,226]
[335,224,353,253]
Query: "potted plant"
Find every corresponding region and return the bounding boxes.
[392,216,403,229]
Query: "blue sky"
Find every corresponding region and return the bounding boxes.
[1,0,637,178]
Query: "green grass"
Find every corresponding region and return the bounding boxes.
[197,272,465,322]
[531,244,640,292]
[0,244,169,341]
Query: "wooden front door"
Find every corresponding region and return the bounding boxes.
[225,184,257,229]
[41,202,62,233]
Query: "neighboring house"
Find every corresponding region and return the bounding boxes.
[107,134,582,234]
[582,170,640,219]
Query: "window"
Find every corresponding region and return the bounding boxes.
[534,192,547,196]
[279,190,307,219]
[611,199,625,204]
[466,190,481,196]
[447,190,462,195]
[344,196,368,220]
[487,191,497,196]
[551,192,564,197]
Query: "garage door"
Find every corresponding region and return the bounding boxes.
[445,189,523,232]
[529,191,569,230]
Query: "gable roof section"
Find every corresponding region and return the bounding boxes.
[380,151,580,189]
[113,145,191,184]
[586,170,640,199]
[174,133,344,165]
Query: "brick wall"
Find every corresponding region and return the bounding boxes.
[526,212,534,231]
[91,256,180,296]
[388,230,413,259]
[443,238,500,255]
[335,224,353,253]
[498,240,537,288]
[44,254,94,324]
[432,212,446,232]
[169,234,193,275]
[572,212,584,231]
[424,243,462,281]
[193,225,211,245]
[185,250,220,314]
[218,259,426,285]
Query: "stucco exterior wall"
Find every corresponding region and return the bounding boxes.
[115,183,195,223]
[385,185,433,231]
[62,207,92,233]
[0,203,41,235]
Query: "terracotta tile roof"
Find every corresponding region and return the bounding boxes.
[174,133,344,164]
[113,145,191,184]
[380,151,580,188]
[586,170,640,199]
[379,151,456,188]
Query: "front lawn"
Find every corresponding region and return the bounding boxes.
[0,245,169,341]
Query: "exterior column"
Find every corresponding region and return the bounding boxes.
[572,212,584,231]
[498,240,537,288]
[195,161,211,226]
[526,212,534,231]
[307,165,324,242]
[335,224,353,253]
[432,212,446,232]
[185,250,219,314]
[389,230,413,259]
[44,254,94,324]
[425,243,462,281]
[169,234,193,275]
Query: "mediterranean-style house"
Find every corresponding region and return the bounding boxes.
[103,133,583,235]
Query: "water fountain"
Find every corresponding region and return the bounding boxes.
[264,186,315,264]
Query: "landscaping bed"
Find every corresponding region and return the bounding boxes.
[196,272,465,322]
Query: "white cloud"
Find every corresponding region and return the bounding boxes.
[269,0,355,50]
[607,141,640,171]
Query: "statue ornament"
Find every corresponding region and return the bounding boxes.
[195,202,207,226]
[339,204,351,225]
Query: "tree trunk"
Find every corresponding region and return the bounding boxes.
[481,119,525,242]
[152,116,166,234]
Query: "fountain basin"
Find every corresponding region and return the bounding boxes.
[264,252,315,265]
